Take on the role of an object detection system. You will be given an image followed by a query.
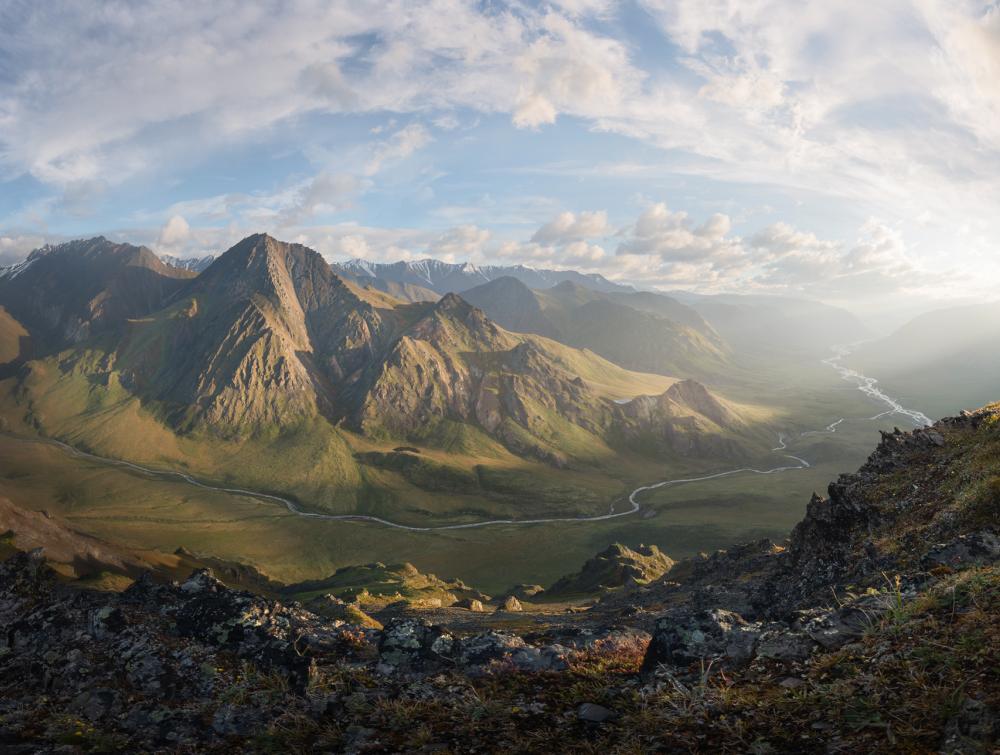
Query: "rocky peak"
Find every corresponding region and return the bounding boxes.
[548,542,675,595]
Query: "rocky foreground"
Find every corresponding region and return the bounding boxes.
[1,411,999,752]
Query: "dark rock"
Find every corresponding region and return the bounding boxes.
[756,629,815,662]
[577,702,618,723]
[640,608,763,677]
[212,704,260,737]
[923,530,1000,569]
[377,618,453,672]
[796,595,887,650]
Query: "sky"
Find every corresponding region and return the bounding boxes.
[1,0,999,320]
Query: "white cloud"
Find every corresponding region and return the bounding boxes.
[364,124,432,176]
[617,203,742,263]
[427,225,492,261]
[531,210,609,244]
[157,215,191,247]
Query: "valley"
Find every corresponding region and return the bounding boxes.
[0,345,924,593]
[0,235,945,595]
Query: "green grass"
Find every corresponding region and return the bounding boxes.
[0,342,915,594]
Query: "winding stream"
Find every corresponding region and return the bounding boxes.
[2,346,931,531]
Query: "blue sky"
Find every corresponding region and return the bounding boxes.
[1,0,999,314]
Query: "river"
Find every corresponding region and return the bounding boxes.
[1,346,931,531]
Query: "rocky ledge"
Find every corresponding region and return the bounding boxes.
[1,408,998,752]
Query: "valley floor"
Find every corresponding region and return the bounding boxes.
[0,367,918,593]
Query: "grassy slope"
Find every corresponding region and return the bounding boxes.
[0,354,891,594]
[0,306,28,364]
[0,299,772,527]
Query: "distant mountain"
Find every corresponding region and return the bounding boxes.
[462,277,728,379]
[332,269,440,303]
[158,253,216,273]
[0,237,193,350]
[666,291,871,356]
[849,301,1000,419]
[331,258,632,295]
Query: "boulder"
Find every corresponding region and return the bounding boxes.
[640,609,763,677]
[922,530,1000,569]
[377,618,453,672]
[498,596,523,612]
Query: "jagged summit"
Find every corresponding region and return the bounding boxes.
[331,255,633,295]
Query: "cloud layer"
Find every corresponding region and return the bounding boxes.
[1,0,998,306]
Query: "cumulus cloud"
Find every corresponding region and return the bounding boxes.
[617,204,742,263]
[0,234,53,266]
[427,225,492,261]
[157,215,191,248]
[531,210,609,244]
[749,218,932,296]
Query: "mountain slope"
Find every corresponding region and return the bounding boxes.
[0,234,774,524]
[668,291,871,356]
[114,234,396,432]
[0,405,996,752]
[0,237,194,350]
[849,301,1000,419]
[462,277,728,379]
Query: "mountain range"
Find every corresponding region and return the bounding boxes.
[332,257,633,296]
[0,235,771,524]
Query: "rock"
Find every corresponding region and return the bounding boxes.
[456,598,485,612]
[377,618,453,671]
[577,702,618,723]
[454,631,525,667]
[71,688,119,721]
[756,630,816,662]
[212,704,260,737]
[640,608,763,676]
[922,530,1000,569]
[501,584,545,601]
[941,697,998,752]
[499,596,523,612]
[549,543,674,595]
[779,677,805,689]
[796,595,887,650]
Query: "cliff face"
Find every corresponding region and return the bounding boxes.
[116,234,398,432]
[0,407,996,752]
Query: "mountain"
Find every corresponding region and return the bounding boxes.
[158,253,216,273]
[461,277,728,379]
[848,301,1000,419]
[0,237,194,350]
[331,257,633,295]
[0,234,768,523]
[667,291,871,356]
[1,406,996,752]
